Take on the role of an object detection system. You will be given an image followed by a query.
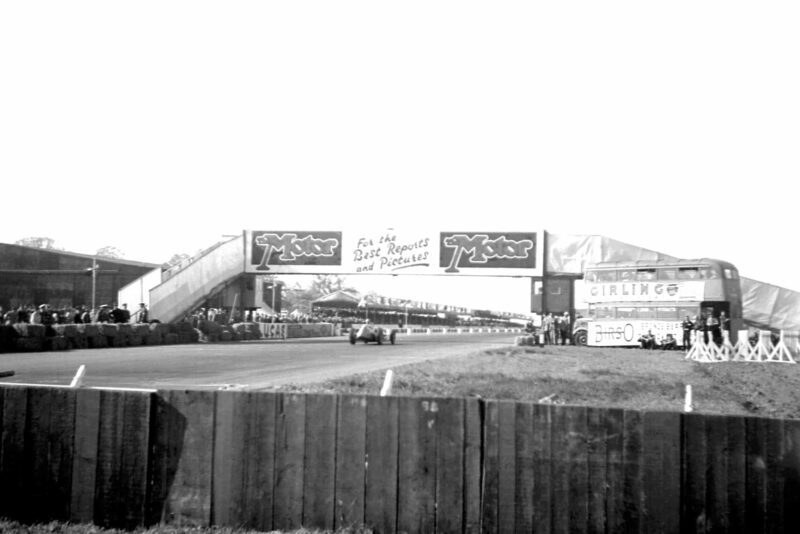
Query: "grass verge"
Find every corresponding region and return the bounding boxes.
[277,344,800,419]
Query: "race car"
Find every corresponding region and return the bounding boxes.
[349,323,397,345]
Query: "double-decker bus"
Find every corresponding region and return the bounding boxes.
[573,258,743,347]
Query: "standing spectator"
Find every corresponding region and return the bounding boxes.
[542,313,554,344]
[695,314,707,344]
[554,314,562,344]
[29,305,44,324]
[110,303,123,323]
[559,312,571,345]
[81,307,92,324]
[4,307,18,325]
[719,311,730,336]
[681,315,694,349]
[136,303,149,323]
[707,312,721,345]
[73,306,84,324]
[97,304,111,323]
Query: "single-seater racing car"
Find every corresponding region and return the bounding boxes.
[350,322,397,345]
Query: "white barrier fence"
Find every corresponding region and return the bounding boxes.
[686,329,797,364]
[400,326,525,335]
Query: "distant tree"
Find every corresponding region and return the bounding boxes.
[95,245,124,259]
[282,275,357,314]
[164,253,190,269]
[15,236,60,250]
[309,274,351,296]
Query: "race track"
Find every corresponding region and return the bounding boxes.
[0,332,516,391]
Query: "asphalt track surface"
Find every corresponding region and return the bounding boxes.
[0,332,516,391]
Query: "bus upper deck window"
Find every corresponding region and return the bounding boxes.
[724,268,738,279]
[699,267,719,279]
[597,271,617,282]
[585,271,598,283]
[619,269,634,281]
[677,268,699,280]
[659,268,677,280]
[635,269,656,281]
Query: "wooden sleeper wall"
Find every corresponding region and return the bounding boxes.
[1,386,799,533]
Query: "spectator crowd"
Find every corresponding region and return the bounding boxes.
[2,303,150,326]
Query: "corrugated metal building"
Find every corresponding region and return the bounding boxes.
[0,243,159,311]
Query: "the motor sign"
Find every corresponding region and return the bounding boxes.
[249,231,343,271]
[244,229,543,276]
[439,232,538,273]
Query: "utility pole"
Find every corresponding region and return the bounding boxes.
[87,257,98,311]
[271,275,277,315]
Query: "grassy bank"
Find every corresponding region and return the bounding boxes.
[278,344,800,419]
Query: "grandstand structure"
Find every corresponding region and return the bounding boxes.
[310,289,528,328]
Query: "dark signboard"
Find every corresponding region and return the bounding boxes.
[249,231,343,271]
[439,232,538,273]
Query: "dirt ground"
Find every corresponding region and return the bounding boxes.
[279,344,800,420]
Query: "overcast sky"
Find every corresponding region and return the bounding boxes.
[2,1,798,313]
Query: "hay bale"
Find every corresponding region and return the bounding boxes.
[13,323,46,339]
[89,335,108,349]
[0,325,19,352]
[220,330,233,342]
[127,334,143,347]
[164,333,179,345]
[116,324,133,336]
[98,323,118,338]
[109,336,127,348]
[69,335,88,350]
[150,323,170,336]
[249,322,262,338]
[15,337,44,352]
[131,324,150,336]
[144,333,163,345]
[199,320,223,336]
[44,336,70,351]
[53,324,78,338]
[177,333,194,344]
[78,324,100,337]
[171,322,195,334]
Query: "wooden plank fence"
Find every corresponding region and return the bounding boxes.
[2,386,800,533]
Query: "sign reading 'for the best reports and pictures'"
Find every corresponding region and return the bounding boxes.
[244,230,543,277]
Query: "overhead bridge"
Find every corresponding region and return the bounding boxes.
[147,237,245,324]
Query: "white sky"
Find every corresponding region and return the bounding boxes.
[2,2,799,314]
